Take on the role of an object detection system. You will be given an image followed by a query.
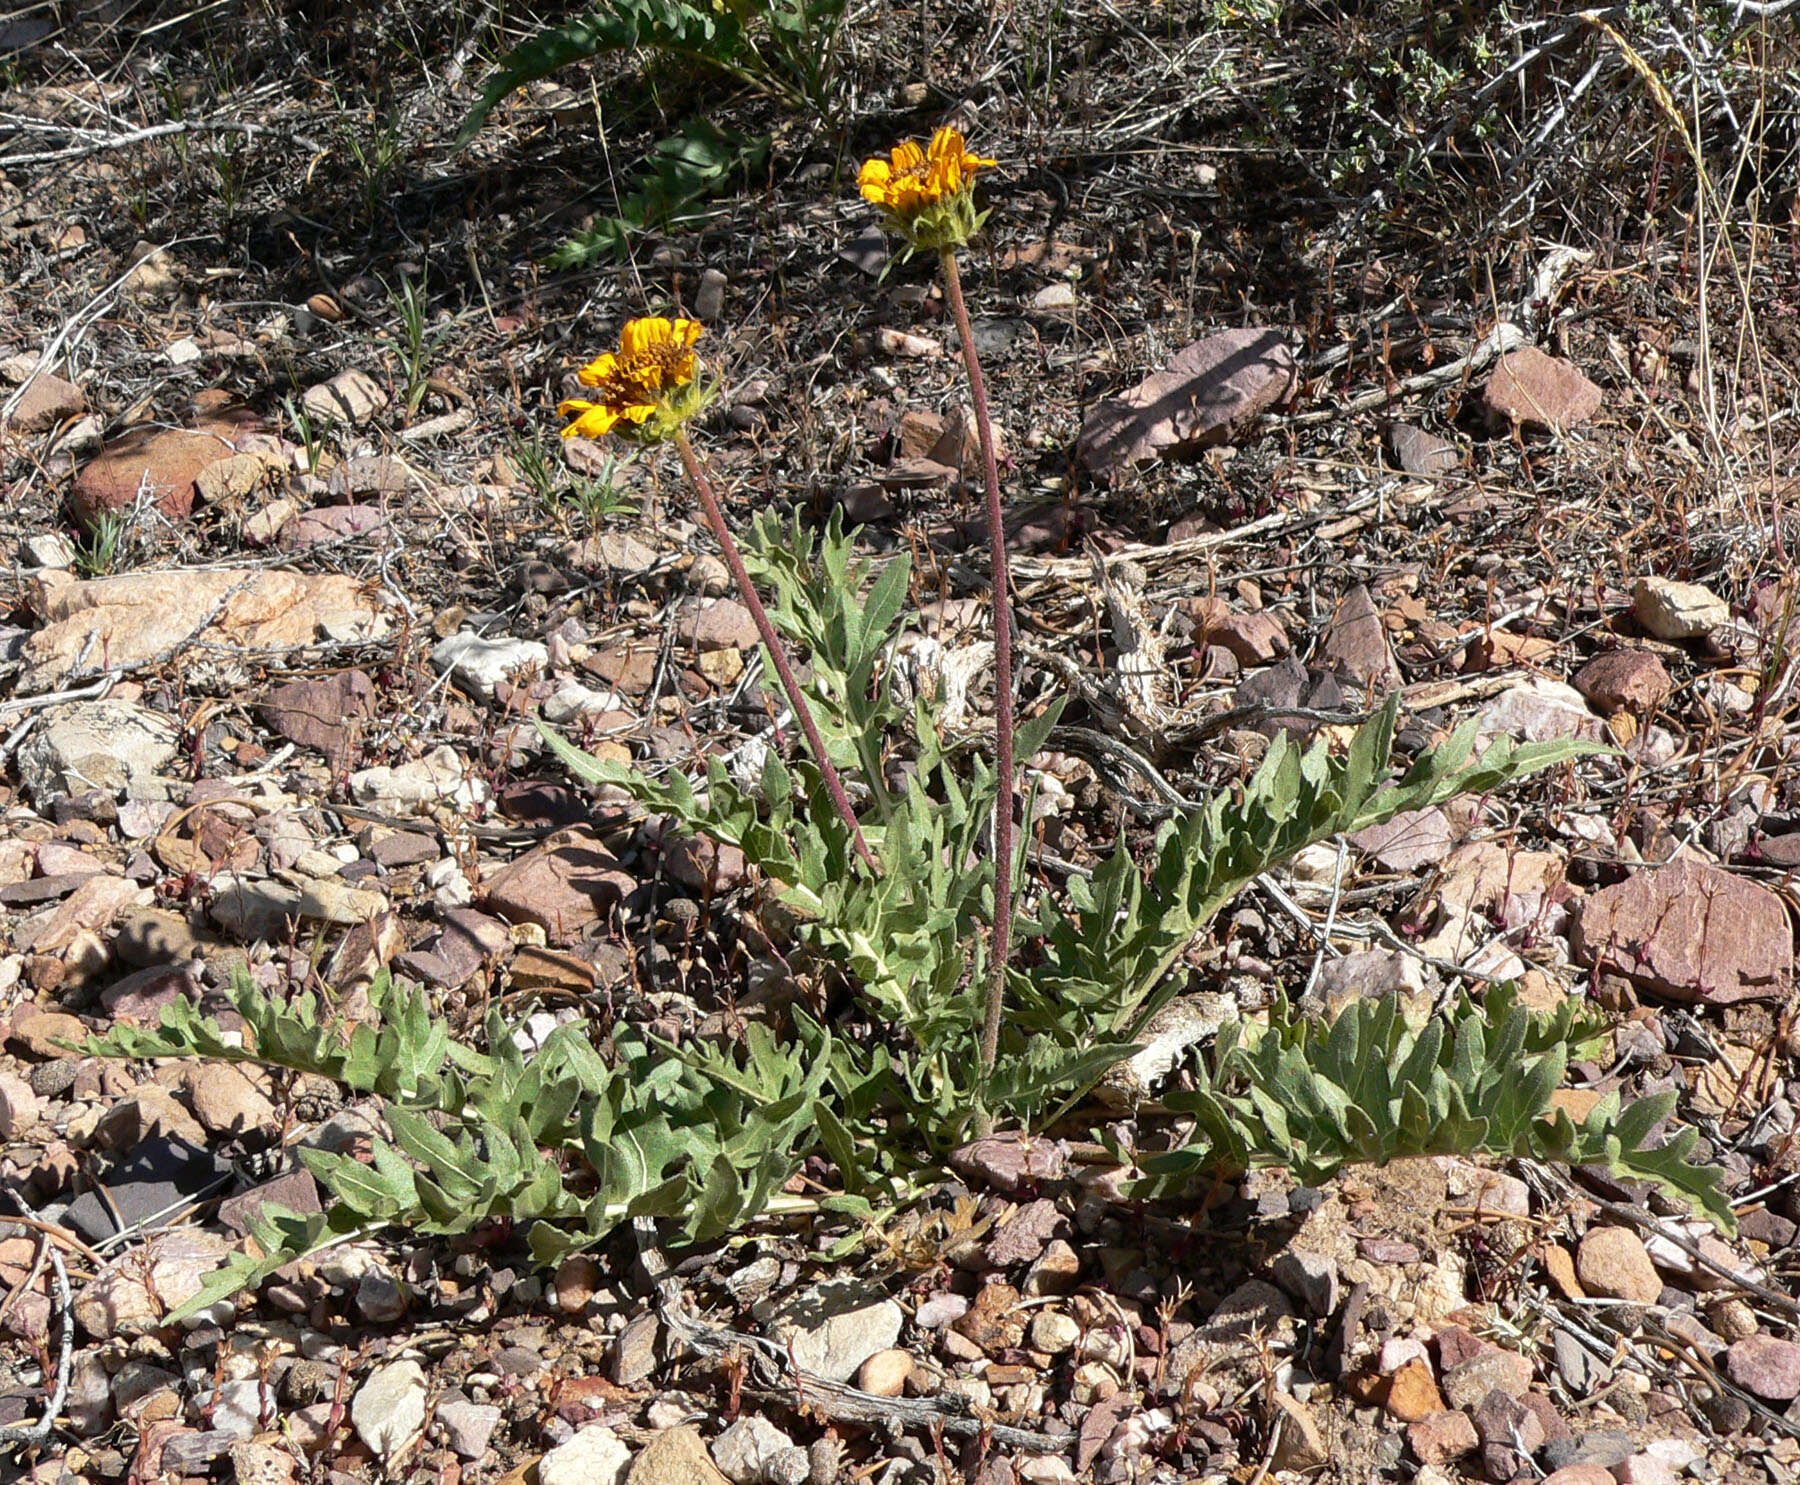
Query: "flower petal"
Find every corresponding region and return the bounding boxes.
[575,352,620,387]
[620,317,672,359]
[558,399,621,439]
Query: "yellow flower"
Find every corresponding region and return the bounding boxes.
[858,127,995,250]
[559,316,704,441]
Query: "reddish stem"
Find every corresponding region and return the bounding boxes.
[675,429,877,874]
[940,248,1016,1089]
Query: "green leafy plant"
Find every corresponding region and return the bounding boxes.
[511,426,639,528]
[85,511,1731,1316]
[456,0,833,266]
[1132,986,1732,1231]
[385,272,455,419]
[457,0,848,143]
[84,972,838,1318]
[71,510,129,575]
[544,120,766,270]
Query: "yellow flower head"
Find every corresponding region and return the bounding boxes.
[559,316,706,442]
[858,127,995,251]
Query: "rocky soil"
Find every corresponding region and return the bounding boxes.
[2,4,1800,1485]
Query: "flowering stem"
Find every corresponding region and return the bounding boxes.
[939,248,1016,1106]
[674,429,878,875]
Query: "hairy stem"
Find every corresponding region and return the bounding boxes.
[939,249,1015,1111]
[675,429,878,874]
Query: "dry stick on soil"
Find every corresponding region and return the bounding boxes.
[673,428,877,874]
[939,247,1017,1108]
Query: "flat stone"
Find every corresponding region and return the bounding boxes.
[261,671,376,769]
[542,1424,631,1485]
[70,426,234,524]
[677,599,759,652]
[276,504,392,550]
[1319,584,1401,691]
[432,632,549,703]
[394,907,512,987]
[350,745,488,814]
[351,1360,426,1460]
[712,1416,801,1485]
[1572,649,1673,715]
[436,1399,502,1460]
[217,1169,322,1237]
[1383,1360,1444,1422]
[0,1070,40,1138]
[102,957,200,1022]
[15,700,179,806]
[983,1198,1067,1268]
[769,1281,903,1383]
[1270,1248,1338,1317]
[627,1426,729,1485]
[1544,1468,1625,1485]
[183,1063,279,1138]
[947,1132,1069,1192]
[1726,1335,1800,1400]
[1633,577,1729,640]
[1351,807,1456,872]
[1387,422,1460,477]
[661,834,749,894]
[479,826,634,945]
[302,368,388,426]
[1441,1344,1534,1410]
[1180,597,1289,664]
[1476,678,1606,745]
[9,1009,88,1059]
[1576,1226,1662,1303]
[1481,347,1603,432]
[1269,1392,1328,1472]
[70,1226,232,1335]
[1407,1410,1478,1467]
[369,831,439,868]
[1233,657,1346,740]
[8,372,87,433]
[20,568,388,692]
[1570,857,1791,1003]
[1077,328,1297,478]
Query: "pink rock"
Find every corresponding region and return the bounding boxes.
[1569,857,1791,1003]
[1318,584,1401,691]
[1481,347,1603,432]
[1406,1409,1477,1466]
[1077,328,1296,478]
[1572,649,1672,715]
[1352,808,1455,872]
[1726,1334,1800,1400]
[478,827,634,946]
[8,373,87,433]
[71,426,234,525]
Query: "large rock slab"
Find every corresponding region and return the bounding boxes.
[22,569,389,690]
[1570,857,1791,1003]
[1077,328,1296,478]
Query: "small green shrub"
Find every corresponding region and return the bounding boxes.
[457,0,849,143]
[85,512,1730,1319]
